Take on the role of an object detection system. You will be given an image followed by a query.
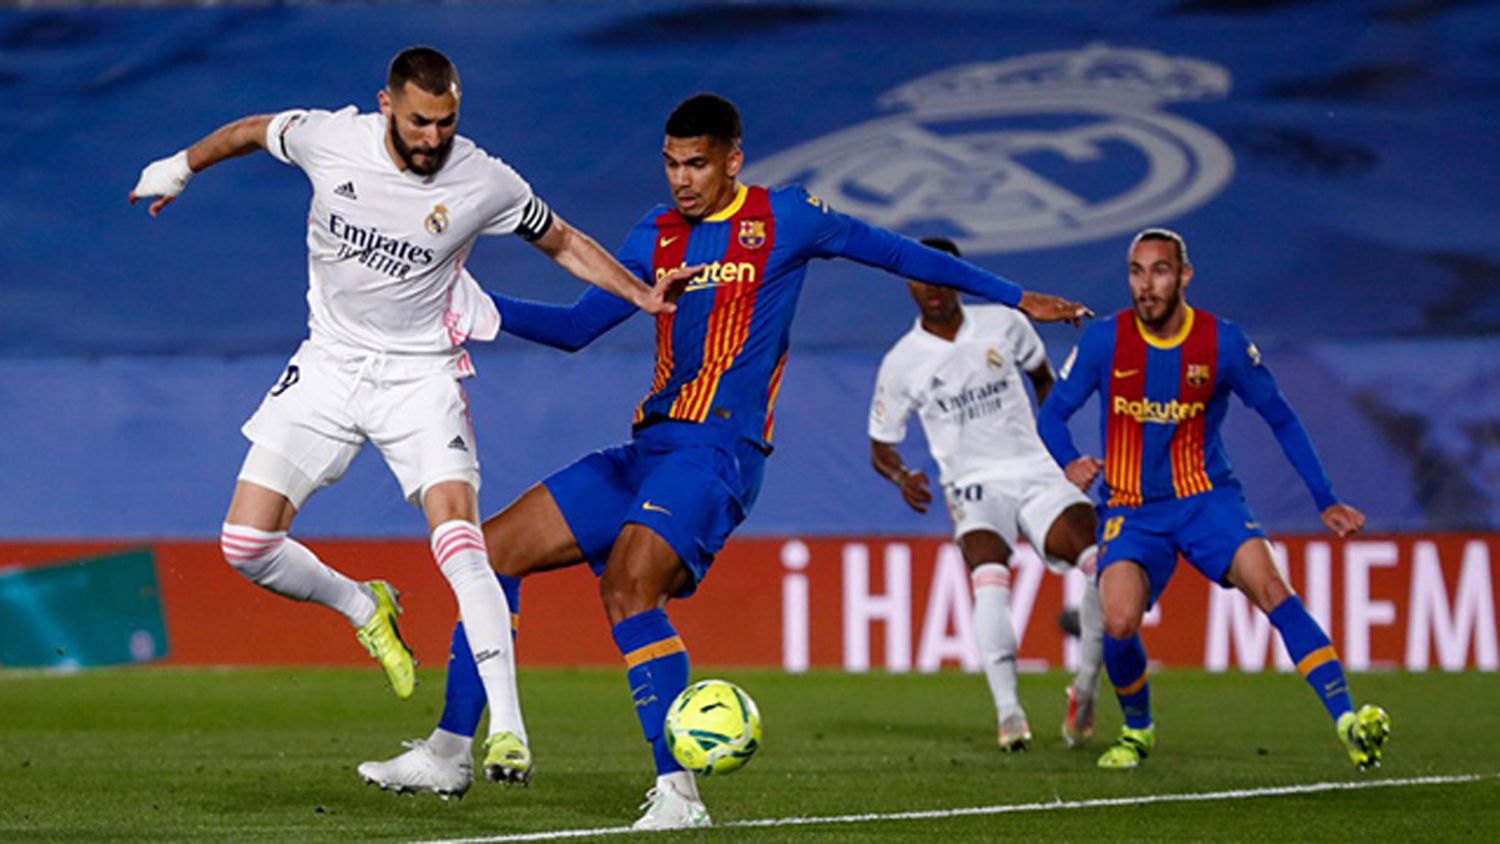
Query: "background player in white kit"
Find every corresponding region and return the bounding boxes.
[868,237,1105,750]
[127,47,680,762]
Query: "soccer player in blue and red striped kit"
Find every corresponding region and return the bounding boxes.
[1036,228,1391,771]
[357,94,1091,827]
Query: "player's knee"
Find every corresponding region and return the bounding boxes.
[1254,576,1295,614]
[219,523,283,581]
[1102,606,1141,640]
[599,576,653,625]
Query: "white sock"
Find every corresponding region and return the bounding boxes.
[971,562,1021,724]
[431,520,527,744]
[426,727,473,760]
[658,770,699,800]
[220,523,374,627]
[1073,545,1104,697]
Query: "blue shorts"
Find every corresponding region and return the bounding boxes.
[544,421,766,598]
[1096,485,1267,608]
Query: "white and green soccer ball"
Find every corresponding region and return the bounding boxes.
[664,679,763,776]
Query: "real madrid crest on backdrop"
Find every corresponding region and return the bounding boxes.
[745,45,1235,254]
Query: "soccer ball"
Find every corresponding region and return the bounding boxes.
[664,679,762,775]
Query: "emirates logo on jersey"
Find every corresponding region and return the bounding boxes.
[425,204,450,235]
[738,219,767,249]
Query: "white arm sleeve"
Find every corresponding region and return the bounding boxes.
[264,109,311,165]
[868,356,914,443]
[480,159,553,240]
[264,107,351,167]
[1013,313,1049,371]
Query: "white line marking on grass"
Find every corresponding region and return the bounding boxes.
[411,773,1497,844]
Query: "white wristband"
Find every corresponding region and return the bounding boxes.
[131,149,194,199]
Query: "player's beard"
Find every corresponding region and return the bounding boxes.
[1133,276,1184,330]
[389,121,454,176]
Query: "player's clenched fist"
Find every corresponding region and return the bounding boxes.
[896,468,933,514]
[1064,455,1103,492]
[128,150,194,217]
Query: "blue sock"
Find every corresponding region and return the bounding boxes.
[1270,596,1353,723]
[611,608,690,775]
[498,573,521,638]
[436,572,521,738]
[1104,634,1152,729]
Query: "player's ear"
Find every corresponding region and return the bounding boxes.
[1180,263,1194,289]
[725,145,744,179]
[377,88,393,117]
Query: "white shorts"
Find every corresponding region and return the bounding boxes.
[240,340,481,507]
[944,456,1092,573]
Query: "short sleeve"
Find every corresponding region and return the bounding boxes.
[1011,313,1048,371]
[868,353,915,443]
[264,108,339,167]
[480,160,553,241]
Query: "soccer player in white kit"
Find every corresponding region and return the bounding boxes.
[127,47,681,759]
[868,237,1105,750]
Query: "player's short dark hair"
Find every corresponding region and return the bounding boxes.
[666,94,742,148]
[1131,227,1190,267]
[388,46,460,97]
[920,237,961,258]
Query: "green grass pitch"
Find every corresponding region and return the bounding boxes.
[2,667,1498,842]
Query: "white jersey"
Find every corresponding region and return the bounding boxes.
[265,106,553,355]
[869,304,1053,487]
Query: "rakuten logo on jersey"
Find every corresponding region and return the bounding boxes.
[329,213,436,280]
[657,261,759,292]
[1112,395,1206,425]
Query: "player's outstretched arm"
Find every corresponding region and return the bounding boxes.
[128,114,274,217]
[486,286,636,353]
[823,211,1092,324]
[869,440,932,513]
[531,216,699,316]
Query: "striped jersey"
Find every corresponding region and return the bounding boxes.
[617,184,947,447]
[1039,306,1310,508]
[489,182,1025,449]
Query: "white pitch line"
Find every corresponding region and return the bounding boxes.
[411,773,1496,844]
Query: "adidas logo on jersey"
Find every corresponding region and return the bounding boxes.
[333,181,358,200]
[447,435,467,452]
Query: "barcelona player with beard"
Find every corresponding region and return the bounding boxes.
[357,93,1090,828]
[1036,228,1390,771]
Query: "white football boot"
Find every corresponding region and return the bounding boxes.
[358,739,473,800]
[633,780,711,830]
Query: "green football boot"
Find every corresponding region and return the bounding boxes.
[483,731,533,786]
[1338,704,1391,770]
[1097,724,1155,770]
[354,581,416,699]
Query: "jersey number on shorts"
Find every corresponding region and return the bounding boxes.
[949,483,984,503]
[270,365,300,397]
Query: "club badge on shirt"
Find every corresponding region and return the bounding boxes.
[425,204,449,235]
[738,219,766,250]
